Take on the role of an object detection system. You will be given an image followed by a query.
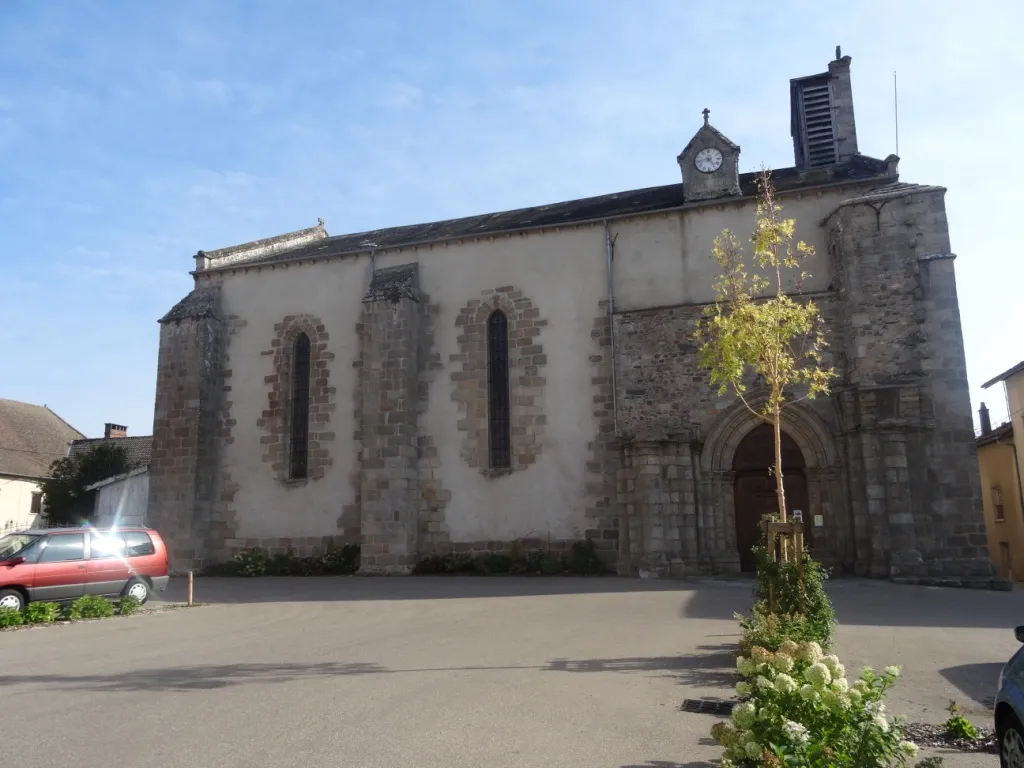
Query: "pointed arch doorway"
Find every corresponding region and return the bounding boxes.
[733,424,811,572]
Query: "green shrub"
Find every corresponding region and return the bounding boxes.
[476,552,513,574]
[569,538,608,574]
[235,547,270,577]
[23,602,60,624]
[737,603,828,654]
[943,700,979,740]
[320,544,360,575]
[202,559,241,576]
[413,554,450,574]
[527,550,566,575]
[713,644,924,767]
[64,595,115,620]
[266,550,300,576]
[116,595,142,616]
[0,606,25,628]
[751,545,836,650]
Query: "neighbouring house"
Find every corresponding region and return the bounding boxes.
[0,398,84,533]
[147,50,994,584]
[69,423,152,526]
[978,366,1024,581]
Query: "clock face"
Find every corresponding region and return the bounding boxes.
[694,147,724,173]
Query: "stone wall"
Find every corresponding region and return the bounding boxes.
[147,287,224,572]
[358,264,422,573]
[827,187,995,584]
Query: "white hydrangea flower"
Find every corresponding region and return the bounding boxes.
[884,665,903,678]
[755,675,774,691]
[770,653,795,673]
[798,641,824,664]
[847,688,863,705]
[872,714,889,733]
[731,701,756,729]
[831,677,849,693]
[736,656,755,677]
[774,673,798,694]
[822,654,846,679]
[899,741,919,758]
[778,639,800,658]
[783,719,810,745]
[804,662,832,690]
[823,690,850,711]
[745,740,762,760]
[735,681,752,698]
[865,700,887,717]
[799,683,818,702]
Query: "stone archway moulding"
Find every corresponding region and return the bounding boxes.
[700,397,838,472]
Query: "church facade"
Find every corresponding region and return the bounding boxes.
[148,53,995,584]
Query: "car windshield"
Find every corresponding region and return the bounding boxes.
[0,534,39,560]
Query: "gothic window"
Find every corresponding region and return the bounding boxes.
[487,310,511,468]
[289,333,311,479]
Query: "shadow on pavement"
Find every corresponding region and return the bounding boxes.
[0,648,738,694]
[940,663,1003,708]
[159,575,694,606]
[680,577,1024,629]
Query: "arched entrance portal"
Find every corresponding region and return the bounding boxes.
[733,424,810,572]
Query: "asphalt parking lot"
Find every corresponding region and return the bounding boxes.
[1,576,1016,767]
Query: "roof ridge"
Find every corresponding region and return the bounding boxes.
[43,404,85,440]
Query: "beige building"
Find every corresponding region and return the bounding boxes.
[978,364,1024,581]
[148,52,995,584]
[0,398,84,533]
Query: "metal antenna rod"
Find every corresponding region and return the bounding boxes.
[894,71,899,156]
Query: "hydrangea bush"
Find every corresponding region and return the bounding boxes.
[711,641,927,767]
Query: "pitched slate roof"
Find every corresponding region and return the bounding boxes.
[68,435,152,468]
[0,399,85,479]
[160,286,220,323]
[196,155,896,273]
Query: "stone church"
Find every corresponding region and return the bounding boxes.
[148,52,993,583]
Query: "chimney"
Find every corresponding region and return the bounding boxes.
[790,46,859,169]
[979,403,992,436]
[104,423,127,439]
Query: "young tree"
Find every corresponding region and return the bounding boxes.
[40,443,131,526]
[694,170,835,526]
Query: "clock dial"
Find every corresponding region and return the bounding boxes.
[694,147,724,173]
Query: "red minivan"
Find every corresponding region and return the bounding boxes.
[0,527,169,612]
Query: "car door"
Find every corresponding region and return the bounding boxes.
[84,532,130,596]
[32,533,88,601]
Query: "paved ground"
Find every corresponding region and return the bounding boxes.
[1,576,1016,768]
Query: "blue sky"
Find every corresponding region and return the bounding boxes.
[1,0,1022,437]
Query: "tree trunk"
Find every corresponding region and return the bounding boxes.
[774,401,787,522]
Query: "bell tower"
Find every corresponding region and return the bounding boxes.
[677,109,741,202]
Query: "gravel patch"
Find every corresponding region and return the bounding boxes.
[903,723,998,755]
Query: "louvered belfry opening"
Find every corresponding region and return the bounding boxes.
[795,76,837,168]
[290,332,311,479]
[486,310,511,469]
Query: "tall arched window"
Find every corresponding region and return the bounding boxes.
[487,310,511,468]
[290,333,311,479]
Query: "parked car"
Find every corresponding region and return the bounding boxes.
[996,625,1024,768]
[0,527,169,612]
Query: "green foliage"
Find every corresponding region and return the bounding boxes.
[570,538,608,575]
[943,701,979,741]
[737,604,826,654]
[412,540,610,576]
[0,606,25,628]
[714,645,922,767]
[23,602,60,624]
[224,544,361,578]
[40,443,132,525]
[693,170,835,524]
[116,595,142,616]
[64,595,115,620]
[235,547,271,577]
[750,546,836,650]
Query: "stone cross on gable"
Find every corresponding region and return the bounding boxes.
[702,107,710,126]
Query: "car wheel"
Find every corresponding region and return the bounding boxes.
[0,588,24,612]
[122,579,149,604]
[1001,711,1024,768]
